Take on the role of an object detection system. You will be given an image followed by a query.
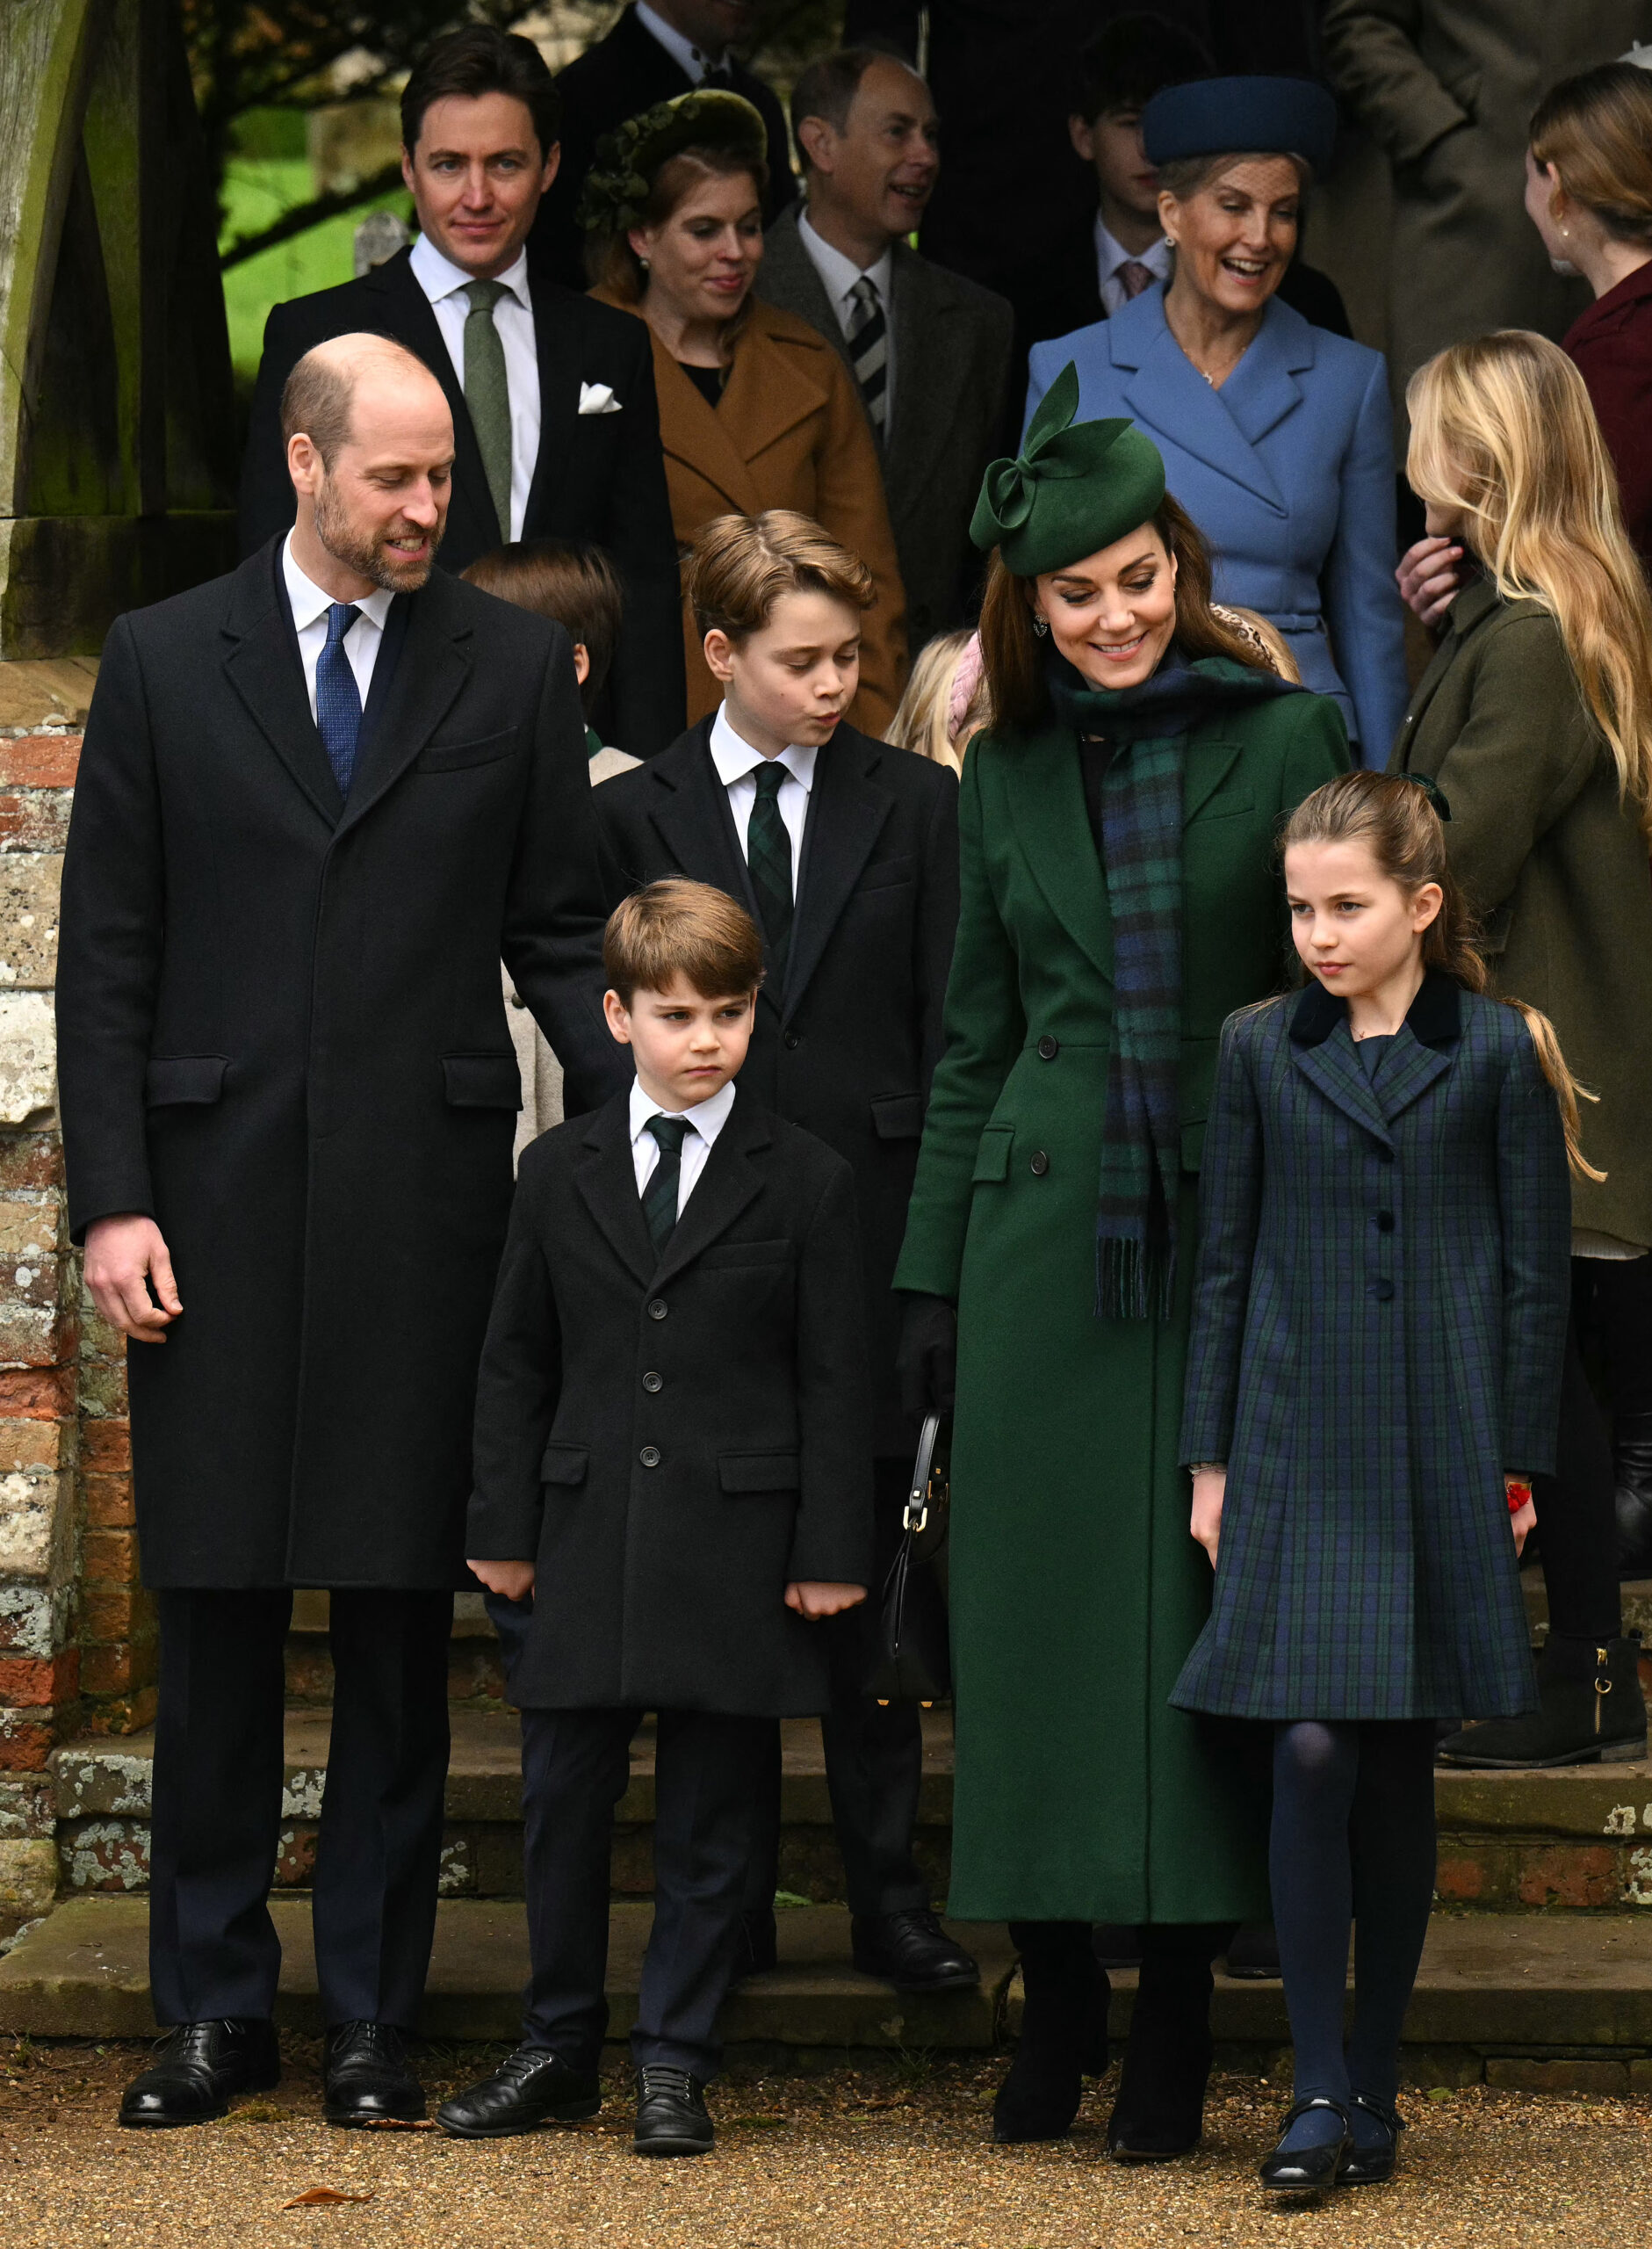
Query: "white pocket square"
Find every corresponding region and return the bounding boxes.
[578,382,623,416]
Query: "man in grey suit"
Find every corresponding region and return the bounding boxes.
[755,49,1014,654]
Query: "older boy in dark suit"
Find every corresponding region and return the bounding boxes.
[444,881,872,2156]
[593,511,974,1995]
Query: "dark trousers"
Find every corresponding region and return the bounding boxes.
[744,1455,927,1920]
[148,1587,453,2029]
[1536,1267,1625,1644]
[520,1705,771,2081]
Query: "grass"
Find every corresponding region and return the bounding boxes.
[218,157,415,379]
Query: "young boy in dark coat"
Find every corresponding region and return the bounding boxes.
[594,510,973,1996]
[441,880,873,2158]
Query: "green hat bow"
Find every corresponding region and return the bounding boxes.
[970,364,1167,576]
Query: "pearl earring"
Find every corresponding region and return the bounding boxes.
[1032,614,1049,638]
[638,255,651,270]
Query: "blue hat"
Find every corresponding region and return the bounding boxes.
[1142,76,1338,177]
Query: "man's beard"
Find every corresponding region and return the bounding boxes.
[314,475,442,592]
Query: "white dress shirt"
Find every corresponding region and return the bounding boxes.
[1094,219,1172,318]
[408,234,540,541]
[635,1,723,81]
[709,705,817,899]
[629,1075,736,1220]
[281,536,394,721]
[797,208,897,426]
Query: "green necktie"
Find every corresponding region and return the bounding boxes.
[642,1114,690,1259]
[463,278,512,537]
[747,762,794,977]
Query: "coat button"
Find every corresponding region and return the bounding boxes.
[783,1031,801,1050]
[642,1370,663,1393]
[1375,1211,1395,1233]
[639,1445,661,1468]
[1030,1151,1050,1176]
[1037,1034,1059,1060]
[646,1298,667,1320]
[1371,1277,1395,1302]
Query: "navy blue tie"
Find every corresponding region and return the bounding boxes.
[316,602,363,795]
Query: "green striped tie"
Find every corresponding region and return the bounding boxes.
[463,278,512,537]
[642,1115,690,1259]
[747,762,793,976]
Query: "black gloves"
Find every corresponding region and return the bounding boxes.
[897,1292,958,1423]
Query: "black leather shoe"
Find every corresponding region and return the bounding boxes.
[992,1939,1108,2144]
[1224,1922,1281,1979]
[322,2021,425,2127]
[728,1906,778,1983]
[1258,2096,1351,2190]
[119,2019,280,2128]
[851,1909,980,1993]
[1337,2093,1403,2185]
[436,2046,602,2138]
[633,2065,714,2156]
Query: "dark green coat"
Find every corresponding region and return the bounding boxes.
[894,688,1347,1922]
[1389,578,1652,1244]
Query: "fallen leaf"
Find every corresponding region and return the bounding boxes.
[280,2188,376,2208]
[355,2114,436,2130]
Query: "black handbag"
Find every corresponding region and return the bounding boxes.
[866,1412,952,1705]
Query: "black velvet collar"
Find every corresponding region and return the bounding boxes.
[1290,967,1461,1051]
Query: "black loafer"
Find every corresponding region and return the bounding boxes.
[634,2065,714,2156]
[1337,2093,1403,2185]
[1259,2096,1351,2190]
[436,2045,602,2138]
[119,2018,280,2129]
[851,1909,980,1993]
[322,2021,425,2127]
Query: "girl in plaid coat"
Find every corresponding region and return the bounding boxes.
[1173,770,1586,2193]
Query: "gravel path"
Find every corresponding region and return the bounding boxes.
[2,2040,1649,2246]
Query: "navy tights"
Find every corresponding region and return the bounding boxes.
[1271,1718,1437,2144]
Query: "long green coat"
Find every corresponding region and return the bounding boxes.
[895,688,1348,1922]
[1389,577,1652,1245]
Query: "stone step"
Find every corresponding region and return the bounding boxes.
[7,1898,1652,2083]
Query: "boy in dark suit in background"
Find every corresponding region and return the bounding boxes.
[594,512,975,1995]
[443,881,872,2157]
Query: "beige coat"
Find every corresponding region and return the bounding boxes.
[590,286,908,734]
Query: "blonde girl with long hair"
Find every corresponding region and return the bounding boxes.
[1390,326,1652,1767]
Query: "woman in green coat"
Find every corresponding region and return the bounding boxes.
[894,367,1347,2154]
[1389,329,1652,1768]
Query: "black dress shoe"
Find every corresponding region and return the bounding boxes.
[322,2021,425,2127]
[633,2065,714,2156]
[436,2046,602,2138]
[1223,1922,1281,1979]
[728,1906,778,1983]
[1258,2096,1351,2190]
[119,2019,280,2129]
[851,1909,980,1992]
[1337,2093,1403,2185]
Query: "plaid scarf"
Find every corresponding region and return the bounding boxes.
[1051,652,1302,1320]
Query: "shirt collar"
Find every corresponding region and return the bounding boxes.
[709,704,819,792]
[629,1074,738,1146]
[1093,215,1172,284]
[635,1,719,80]
[797,207,894,307]
[281,534,396,634]
[408,232,531,312]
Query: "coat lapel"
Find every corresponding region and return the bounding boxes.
[883,248,954,505]
[653,1091,770,1285]
[1114,295,1287,514]
[645,726,761,919]
[1377,973,1461,1121]
[574,1097,655,1290]
[1182,737,1244,823]
[1215,298,1314,450]
[523,279,581,536]
[1006,724,1112,980]
[719,306,834,469]
[1288,980,1394,1146]
[783,731,894,1020]
[1391,579,1498,774]
[220,545,344,828]
[335,572,472,834]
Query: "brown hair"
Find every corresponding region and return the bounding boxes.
[603,879,765,1005]
[462,540,624,716]
[687,510,875,645]
[1153,148,1310,203]
[1529,62,1652,247]
[977,494,1269,732]
[585,147,769,296]
[1280,770,1604,1182]
[401,25,560,157]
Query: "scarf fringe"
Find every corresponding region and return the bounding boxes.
[1095,1233,1177,1324]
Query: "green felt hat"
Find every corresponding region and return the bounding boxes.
[970,364,1167,575]
[577,90,768,237]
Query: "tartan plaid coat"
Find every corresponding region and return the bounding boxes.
[1173,973,1571,1723]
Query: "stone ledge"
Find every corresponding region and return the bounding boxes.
[0,660,97,734]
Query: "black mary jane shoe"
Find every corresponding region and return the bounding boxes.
[322,2021,425,2127]
[1258,2096,1351,2191]
[1336,2093,1403,2186]
[852,1908,980,1994]
[633,2065,714,2157]
[436,2045,602,2138]
[119,2018,280,2129]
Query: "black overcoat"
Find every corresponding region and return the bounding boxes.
[236,248,685,756]
[592,720,959,1453]
[466,1088,874,1715]
[56,542,631,1591]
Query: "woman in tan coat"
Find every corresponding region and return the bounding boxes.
[579,90,906,733]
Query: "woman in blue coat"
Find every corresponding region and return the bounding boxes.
[1027,78,1407,764]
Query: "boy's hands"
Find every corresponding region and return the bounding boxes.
[786,1581,866,1619]
[468,1558,536,1602]
[1190,1467,1227,1568]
